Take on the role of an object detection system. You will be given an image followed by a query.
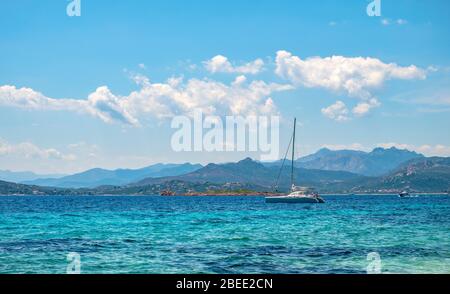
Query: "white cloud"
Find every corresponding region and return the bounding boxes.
[275,50,425,99]
[86,86,140,125]
[0,139,109,174]
[352,98,381,116]
[67,141,99,158]
[0,75,293,126]
[376,142,412,150]
[203,55,264,74]
[275,50,425,119]
[0,85,139,126]
[127,75,291,118]
[0,85,83,111]
[381,18,408,26]
[0,51,429,126]
[321,101,349,122]
[232,75,247,86]
[0,139,76,161]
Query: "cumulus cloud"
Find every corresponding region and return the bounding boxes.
[0,139,76,161]
[0,51,429,125]
[275,50,426,120]
[0,85,138,126]
[352,98,381,116]
[0,85,83,111]
[321,101,349,122]
[203,55,264,74]
[0,75,292,126]
[275,50,425,98]
[86,86,140,125]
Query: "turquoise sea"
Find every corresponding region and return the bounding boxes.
[0,195,449,274]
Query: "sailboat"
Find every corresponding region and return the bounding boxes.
[265,118,325,204]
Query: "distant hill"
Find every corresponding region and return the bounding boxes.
[350,157,450,193]
[265,147,424,176]
[133,157,365,191]
[0,180,42,195]
[14,147,426,189]
[1,156,449,196]
[0,180,90,196]
[0,170,64,183]
[23,163,202,188]
[93,180,269,196]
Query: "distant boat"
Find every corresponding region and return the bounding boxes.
[398,191,410,197]
[265,118,325,204]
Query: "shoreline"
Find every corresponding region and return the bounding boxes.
[1,193,448,197]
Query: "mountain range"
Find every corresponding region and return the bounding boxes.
[21,163,202,188]
[1,147,449,195]
[349,157,450,192]
[2,147,422,188]
[133,157,364,190]
[264,147,423,176]
[0,170,64,183]
[1,155,449,195]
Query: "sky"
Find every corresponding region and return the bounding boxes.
[0,0,449,174]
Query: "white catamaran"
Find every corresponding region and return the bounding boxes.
[265,118,325,204]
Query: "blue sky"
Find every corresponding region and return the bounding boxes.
[0,0,449,174]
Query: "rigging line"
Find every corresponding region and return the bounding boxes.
[272,133,293,192]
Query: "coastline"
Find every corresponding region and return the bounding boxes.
[1,192,448,197]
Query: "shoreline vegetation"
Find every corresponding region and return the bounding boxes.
[0,180,449,197]
[1,153,449,197]
[1,194,448,197]
[1,190,448,197]
[183,190,286,196]
[1,180,449,197]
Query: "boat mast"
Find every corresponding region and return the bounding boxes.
[291,118,296,190]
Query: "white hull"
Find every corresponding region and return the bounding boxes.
[267,118,326,205]
[265,195,325,203]
[399,195,418,198]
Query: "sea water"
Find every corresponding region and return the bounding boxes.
[0,195,449,274]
